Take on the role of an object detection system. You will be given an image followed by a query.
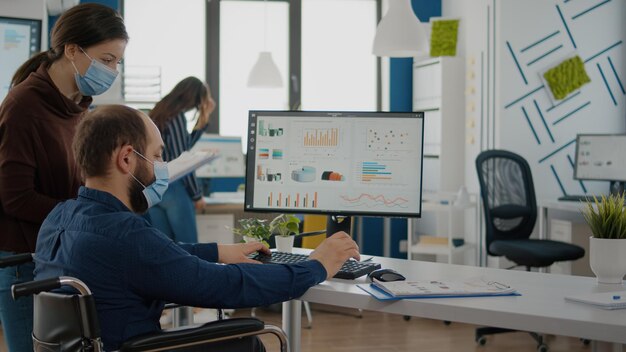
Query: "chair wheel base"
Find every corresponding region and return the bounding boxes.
[537,343,549,352]
[476,336,487,346]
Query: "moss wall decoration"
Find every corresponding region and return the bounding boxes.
[543,55,591,100]
[430,19,459,57]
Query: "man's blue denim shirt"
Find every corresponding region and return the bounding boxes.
[34,186,326,350]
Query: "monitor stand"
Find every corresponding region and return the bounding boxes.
[609,181,625,196]
[326,215,352,237]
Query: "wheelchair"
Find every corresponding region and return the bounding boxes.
[1,254,289,352]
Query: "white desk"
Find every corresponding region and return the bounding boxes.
[282,251,626,352]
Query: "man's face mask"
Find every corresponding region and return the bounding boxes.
[129,150,169,210]
[71,48,118,96]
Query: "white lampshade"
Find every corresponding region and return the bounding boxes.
[372,0,429,57]
[247,52,283,88]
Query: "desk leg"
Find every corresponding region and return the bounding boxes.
[591,341,624,352]
[538,206,547,240]
[282,300,301,352]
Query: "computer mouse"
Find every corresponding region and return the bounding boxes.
[368,268,406,282]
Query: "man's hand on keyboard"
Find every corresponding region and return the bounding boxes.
[309,231,360,280]
[218,242,271,264]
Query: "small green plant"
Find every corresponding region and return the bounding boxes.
[229,218,272,246]
[582,193,626,239]
[270,214,301,237]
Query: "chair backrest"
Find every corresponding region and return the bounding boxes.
[32,291,102,352]
[475,150,537,255]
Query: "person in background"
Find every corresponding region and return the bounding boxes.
[34,105,360,351]
[147,77,215,243]
[0,4,127,351]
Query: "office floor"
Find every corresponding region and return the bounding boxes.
[0,306,590,352]
[235,304,590,352]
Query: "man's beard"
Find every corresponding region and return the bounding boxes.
[128,162,154,214]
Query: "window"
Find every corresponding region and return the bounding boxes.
[301,0,378,110]
[123,0,206,101]
[219,1,289,146]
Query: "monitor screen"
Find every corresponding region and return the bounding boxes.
[190,134,246,178]
[244,111,424,218]
[0,16,42,102]
[574,134,626,182]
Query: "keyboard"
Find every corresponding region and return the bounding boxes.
[250,251,381,280]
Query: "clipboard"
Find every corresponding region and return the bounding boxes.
[357,277,521,301]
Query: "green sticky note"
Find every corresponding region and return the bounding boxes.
[543,55,591,100]
[430,19,459,57]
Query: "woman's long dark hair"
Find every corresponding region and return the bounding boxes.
[150,77,210,130]
[11,3,128,87]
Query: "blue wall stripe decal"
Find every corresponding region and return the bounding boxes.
[539,139,576,163]
[527,44,563,66]
[584,40,622,63]
[522,106,541,145]
[506,41,528,85]
[534,100,554,143]
[550,164,567,196]
[567,154,588,193]
[553,101,591,125]
[504,85,544,109]
[572,0,611,20]
[597,63,617,106]
[521,30,560,53]
[556,5,577,48]
[546,91,581,112]
[607,57,625,95]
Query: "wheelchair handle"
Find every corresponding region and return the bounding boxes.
[0,253,33,268]
[12,276,92,300]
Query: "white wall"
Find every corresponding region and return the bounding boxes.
[446,0,626,199]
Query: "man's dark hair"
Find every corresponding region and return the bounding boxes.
[73,105,147,178]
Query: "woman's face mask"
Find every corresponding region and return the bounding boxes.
[71,48,118,96]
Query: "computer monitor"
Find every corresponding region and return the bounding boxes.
[244,110,424,235]
[191,134,246,178]
[0,16,42,102]
[574,134,626,195]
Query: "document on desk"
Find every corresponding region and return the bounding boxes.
[357,277,519,301]
[565,291,626,310]
[168,151,218,182]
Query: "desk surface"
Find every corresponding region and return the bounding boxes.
[296,250,626,344]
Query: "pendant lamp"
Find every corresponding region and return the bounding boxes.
[247,0,283,88]
[372,0,429,57]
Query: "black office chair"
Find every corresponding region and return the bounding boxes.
[6,266,288,351]
[475,149,585,352]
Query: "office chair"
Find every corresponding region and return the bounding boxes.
[10,275,288,352]
[475,149,585,352]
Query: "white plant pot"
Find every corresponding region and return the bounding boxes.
[275,236,294,253]
[589,236,626,284]
[243,236,260,243]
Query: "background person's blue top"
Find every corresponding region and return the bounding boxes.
[34,186,326,350]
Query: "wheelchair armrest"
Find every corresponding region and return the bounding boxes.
[0,253,33,268]
[120,317,265,352]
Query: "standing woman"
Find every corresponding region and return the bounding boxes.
[148,77,215,243]
[0,4,127,351]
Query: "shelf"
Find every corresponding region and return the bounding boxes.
[410,242,474,256]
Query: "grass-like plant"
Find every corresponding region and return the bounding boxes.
[270,214,301,237]
[582,193,626,239]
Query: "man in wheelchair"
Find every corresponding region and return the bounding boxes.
[33,105,360,351]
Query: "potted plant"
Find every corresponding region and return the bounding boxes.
[270,214,301,253]
[582,193,626,284]
[230,218,272,247]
